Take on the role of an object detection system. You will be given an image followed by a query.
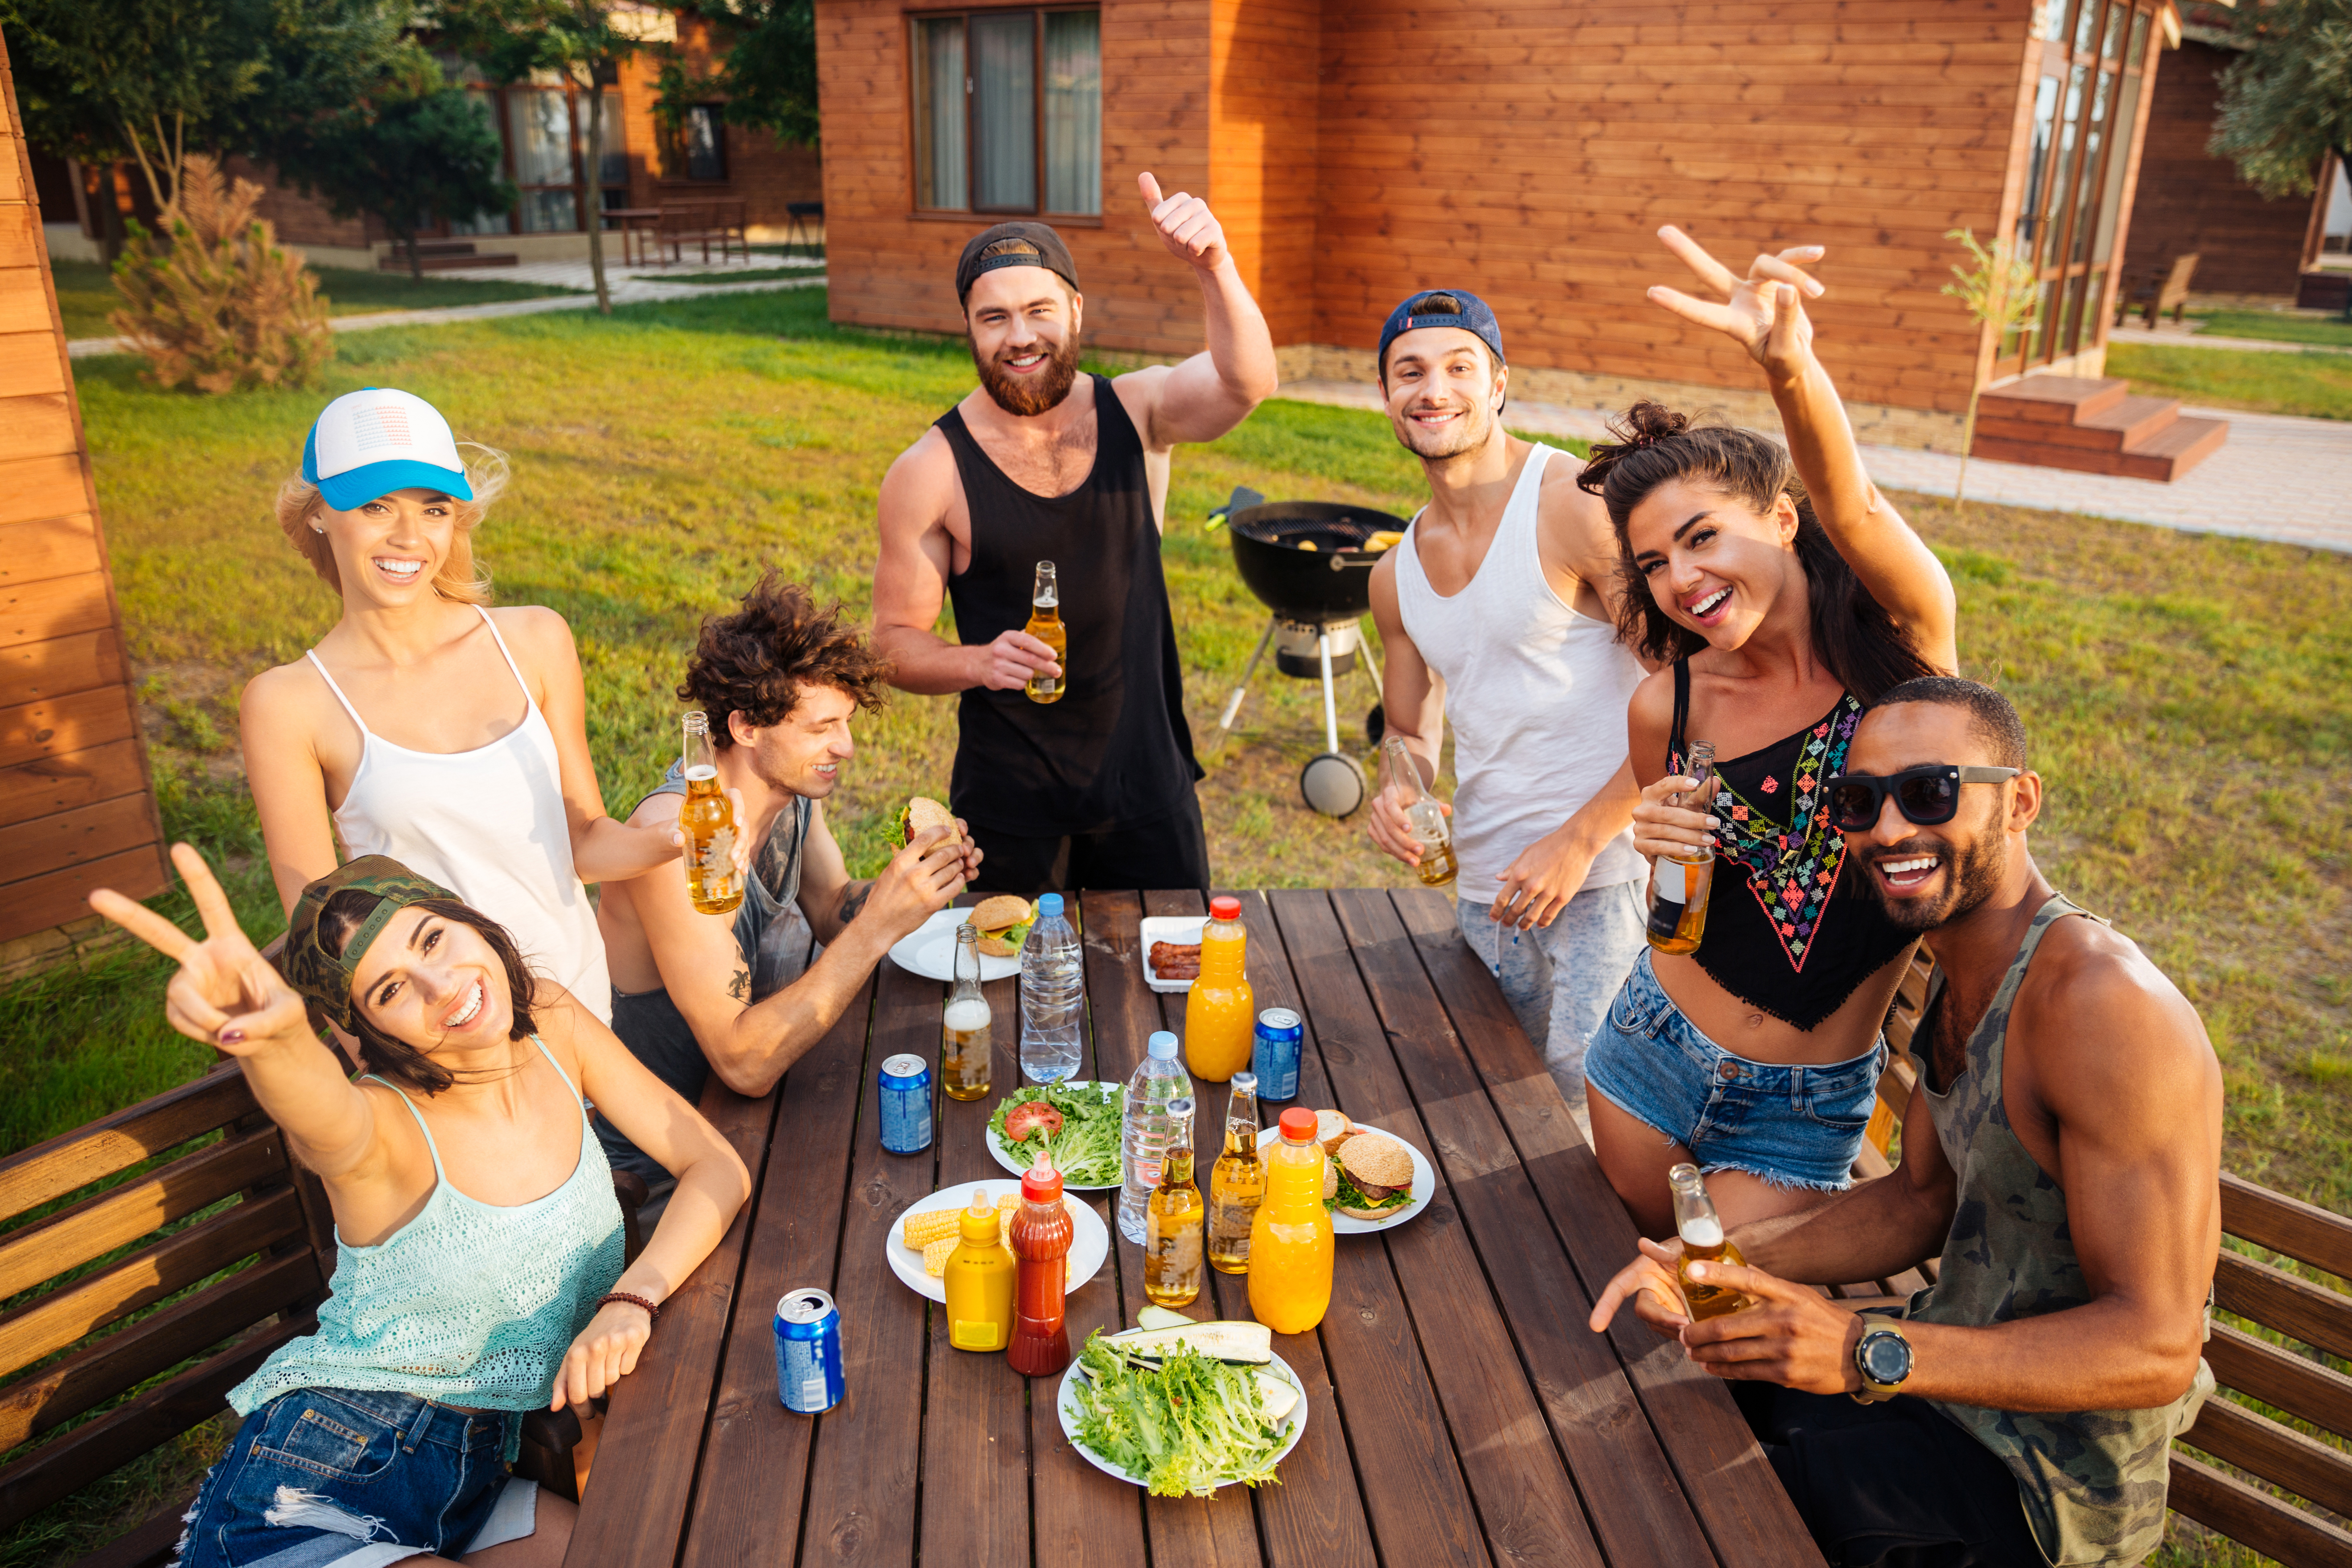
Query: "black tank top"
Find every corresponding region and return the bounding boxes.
[1669,660,1915,1030]
[936,375,1201,835]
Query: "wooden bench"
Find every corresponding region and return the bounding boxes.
[0,1064,640,1567]
[2119,252,2200,329]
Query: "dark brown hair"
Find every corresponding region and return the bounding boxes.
[678,571,893,749]
[322,891,539,1095]
[1577,400,1936,702]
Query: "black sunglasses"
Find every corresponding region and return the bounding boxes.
[1821,765,2020,832]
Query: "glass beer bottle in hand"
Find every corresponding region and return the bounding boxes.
[680,712,744,916]
[1024,561,1067,704]
[1668,1162,1753,1321]
[941,923,992,1101]
[1381,736,1456,886]
[1645,741,1716,955]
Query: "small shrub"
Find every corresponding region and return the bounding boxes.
[108,154,332,395]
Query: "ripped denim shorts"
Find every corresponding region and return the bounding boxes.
[1583,949,1886,1193]
[173,1388,536,1568]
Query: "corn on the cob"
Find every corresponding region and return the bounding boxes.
[902,1207,962,1250]
[922,1237,957,1276]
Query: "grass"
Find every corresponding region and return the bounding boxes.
[2186,309,2352,350]
[2105,339,2352,420]
[5,285,2347,1566]
[49,259,584,342]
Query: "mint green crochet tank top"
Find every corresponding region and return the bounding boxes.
[229,1037,626,1418]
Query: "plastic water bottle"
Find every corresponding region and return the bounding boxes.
[1018,893,1084,1086]
[1118,1031,1193,1244]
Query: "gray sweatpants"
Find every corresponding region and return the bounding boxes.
[1457,878,1647,1104]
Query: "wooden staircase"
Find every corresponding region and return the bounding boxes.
[1970,375,2228,482]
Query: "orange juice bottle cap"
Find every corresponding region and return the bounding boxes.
[1210,895,1242,920]
[1279,1107,1318,1140]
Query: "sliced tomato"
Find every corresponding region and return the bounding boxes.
[1003,1101,1064,1140]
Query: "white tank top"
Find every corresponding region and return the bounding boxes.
[1393,444,1647,901]
[307,607,614,1021]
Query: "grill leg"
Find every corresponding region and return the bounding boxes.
[1211,617,1277,755]
[1355,616,1386,696]
[1318,633,1341,754]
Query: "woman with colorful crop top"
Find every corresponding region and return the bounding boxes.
[1575,228,1958,1238]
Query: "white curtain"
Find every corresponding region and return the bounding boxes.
[916,17,968,209]
[970,12,1034,211]
[1044,11,1100,214]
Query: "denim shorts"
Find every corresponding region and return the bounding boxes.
[173,1388,536,1568]
[1584,950,1886,1192]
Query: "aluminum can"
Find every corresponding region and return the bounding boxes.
[878,1053,933,1153]
[774,1288,845,1414]
[1250,1009,1304,1101]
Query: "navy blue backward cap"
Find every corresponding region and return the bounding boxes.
[1377,289,1506,374]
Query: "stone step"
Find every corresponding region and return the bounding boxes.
[379,251,519,272]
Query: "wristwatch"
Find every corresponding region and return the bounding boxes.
[1850,1317,1912,1405]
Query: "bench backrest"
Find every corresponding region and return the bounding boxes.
[0,1063,332,1550]
[2159,251,2201,304]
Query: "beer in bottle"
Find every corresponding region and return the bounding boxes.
[1667,1162,1753,1321]
[1645,741,1717,954]
[1206,1073,1264,1274]
[680,712,744,916]
[1023,561,1067,704]
[941,923,992,1102]
[1144,1097,1205,1306]
[1381,736,1457,886]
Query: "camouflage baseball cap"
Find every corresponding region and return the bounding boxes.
[275,856,456,1031]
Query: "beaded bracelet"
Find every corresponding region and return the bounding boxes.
[596,1291,662,1323]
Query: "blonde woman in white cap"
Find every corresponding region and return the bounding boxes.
[242,388,719,1022]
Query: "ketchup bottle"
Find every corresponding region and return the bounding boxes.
[1007,1151,1074,1376]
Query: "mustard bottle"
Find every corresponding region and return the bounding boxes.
[942,1187,1016,1352]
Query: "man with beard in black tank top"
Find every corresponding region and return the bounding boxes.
[873,175,1279,894]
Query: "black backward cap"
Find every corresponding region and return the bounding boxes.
[275,855,459,1032]
[955,222,1080,304]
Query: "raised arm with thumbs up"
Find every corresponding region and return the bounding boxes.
[1128,170,1279,446]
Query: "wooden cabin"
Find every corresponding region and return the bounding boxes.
[0,32,169,978]
[815,0,2189,457]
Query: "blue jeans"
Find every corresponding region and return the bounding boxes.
[173,1389,535,1567]
[1457,879,1648,1097]
[1584,949,1886,1192]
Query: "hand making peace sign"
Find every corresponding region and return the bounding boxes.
[89,843,313,1054]
[1647,224,1829,383]
[1139,171,1229,272]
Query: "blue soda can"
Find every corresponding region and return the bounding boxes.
[774,1288,845,1414]
[878,1053,933,1153]
[1251,1008,1304,1101]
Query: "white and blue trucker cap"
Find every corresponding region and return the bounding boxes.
[302,388,473,511]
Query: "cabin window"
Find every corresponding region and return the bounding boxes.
[509,84,580,233]
[911,8,1102,217]
[662,105,728,182]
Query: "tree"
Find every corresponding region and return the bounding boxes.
[1942,228,2042,512]
[2208,0,2352,199]
[671,0,818,148]
[436,0,643,313]
[287,62,516,279]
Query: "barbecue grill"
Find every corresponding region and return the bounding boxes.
[1205,487,1409,819]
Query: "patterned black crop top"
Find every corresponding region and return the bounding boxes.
[1667,660,1916,1030]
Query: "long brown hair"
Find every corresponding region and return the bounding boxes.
[1576,400,1935,701]
[321,891,540,1095]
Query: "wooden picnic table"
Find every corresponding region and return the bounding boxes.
[563,888,1825,1568]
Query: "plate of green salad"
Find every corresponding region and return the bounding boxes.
[1058,1318,1307,1496]
[986,1082,1124,1189]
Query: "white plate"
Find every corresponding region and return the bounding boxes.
[885,1179,1109,1304]
[1138,915,1207,993]
[1255,1123,1436,1233]
[985,1083,1126,1190]
[1057,1331,1308,1490]
[888,907,1023,984]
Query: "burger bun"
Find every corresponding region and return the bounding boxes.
[905,796,955,840]
[1312,1108,1352,1154]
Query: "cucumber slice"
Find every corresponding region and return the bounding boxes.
[1254,1371,1300,1423]
[1110,1321,1275,1367]
[1135,1305,1195,1331]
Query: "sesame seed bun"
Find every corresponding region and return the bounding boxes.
[1336,1133,1414,1191]
[1312,1108,1351,1152]
[969,895,1030,932]
[1322,1161,1337,1202]
[906,797,955,839]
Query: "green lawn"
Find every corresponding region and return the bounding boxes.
[5,286,2346,1566]
[2106,339,2352,420]
[2187,308,2352,350]
[662,265,825,284]
[49,259,584,342]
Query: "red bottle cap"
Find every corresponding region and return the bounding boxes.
[1209,896,1242,920]
[1279,1107,1318,1140]
[1021,1150,1063,1203]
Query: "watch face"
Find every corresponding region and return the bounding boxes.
[1861,1330,1912,1385]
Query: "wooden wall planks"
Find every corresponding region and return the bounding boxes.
[0,28,166,946]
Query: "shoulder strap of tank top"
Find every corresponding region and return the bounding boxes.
[527,1033,594,1150]
[1668,659,1692,767]
[363,1074,449,1180]
[1960,891,2106,1066]
[305,650,373,738]
[472,605,534,710]
[1089,372,1143,458]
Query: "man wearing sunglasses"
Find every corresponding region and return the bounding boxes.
[1591,676,2221,1568]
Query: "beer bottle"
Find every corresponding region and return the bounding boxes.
[1023,561,1067,704]
[1206,1072,1264,1274]
[1144,1097,1205,1306]
[1380,736,1457,886]
[941,923,992,1101]
[1645,741,1717,955]
[1667,1162,1753,1321]
[680,712,744,916]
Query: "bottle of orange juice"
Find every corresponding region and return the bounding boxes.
[942,1187,1016,1352]
[1247,1107,1334,1333]
[1184,896,1254,1082]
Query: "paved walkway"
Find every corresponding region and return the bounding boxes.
[428,253,825,291]
[1276,379,2352,554]
[68,272,825,358]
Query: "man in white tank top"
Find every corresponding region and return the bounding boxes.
[1365,292,1649,1116]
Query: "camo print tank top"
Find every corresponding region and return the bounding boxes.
[1905,893,2211,1567]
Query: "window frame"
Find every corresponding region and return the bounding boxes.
[905,5,1103,223]
[659,103,731,184]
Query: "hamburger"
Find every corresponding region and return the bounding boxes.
[1327,1132,1417,1221]
[966,894,1036,958]
[896,796,955,847]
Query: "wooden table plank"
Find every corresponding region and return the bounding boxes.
[1271,888,1605,1568]
[678,975,876,1568]
[1386,888,1825,1568]
[568,1078,779,1568]
[1330,889,1719,1568]
[794,953,938,1568]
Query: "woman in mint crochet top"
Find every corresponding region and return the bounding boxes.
[91,849,751,1568]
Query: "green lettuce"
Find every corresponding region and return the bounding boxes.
[987,1081,1123,1186]
[1069,1332,1289,1496]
